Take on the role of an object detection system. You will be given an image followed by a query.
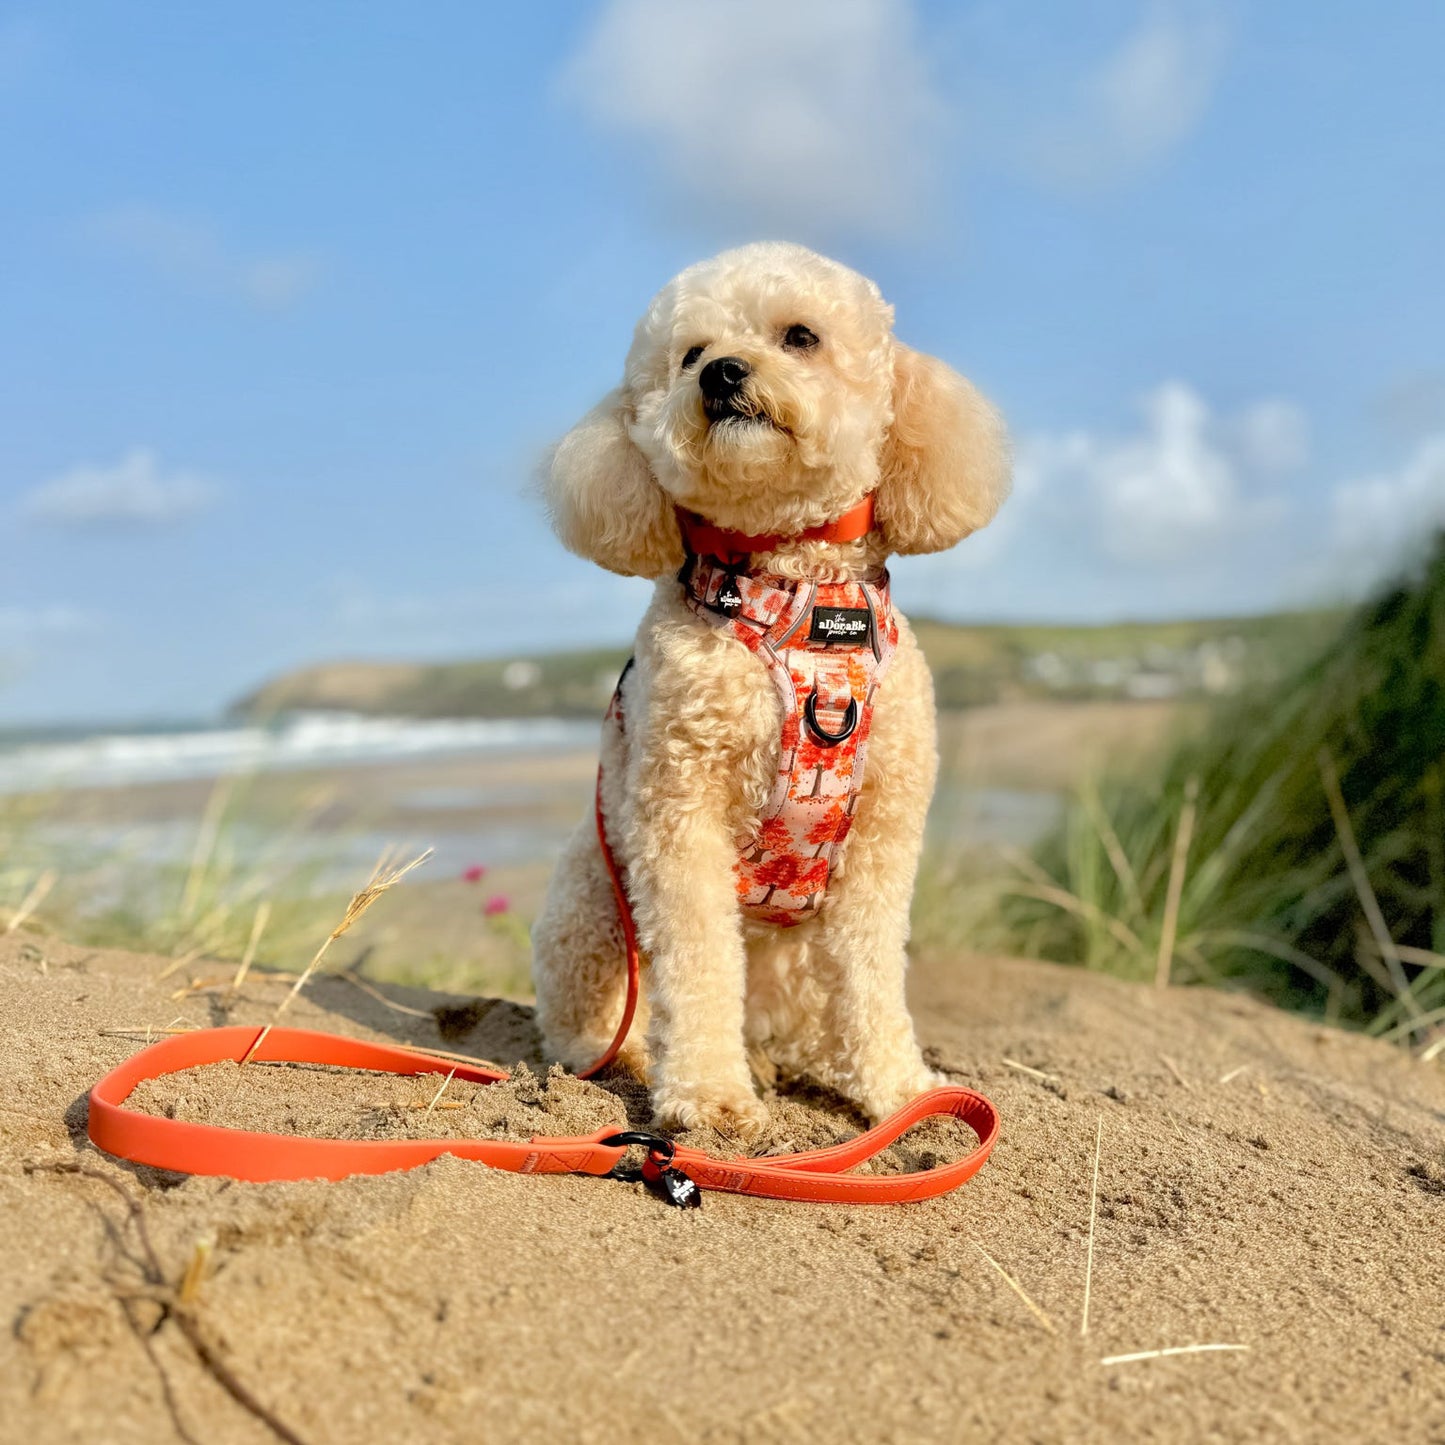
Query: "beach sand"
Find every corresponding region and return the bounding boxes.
[4,931,1443,1444]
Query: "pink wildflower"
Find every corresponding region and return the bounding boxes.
[461,864,486,883]
[483,895,510,917]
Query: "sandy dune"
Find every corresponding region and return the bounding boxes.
[3,933,1443,1443]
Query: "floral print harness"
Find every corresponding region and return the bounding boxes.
[679,556,900,926]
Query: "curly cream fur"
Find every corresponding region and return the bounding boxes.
[532,242,1010,1138]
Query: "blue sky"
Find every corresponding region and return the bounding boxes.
[2,1,1443,723]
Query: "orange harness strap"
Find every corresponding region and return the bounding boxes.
[675,494,875,565]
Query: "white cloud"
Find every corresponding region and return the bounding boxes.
[1327,432,1445,587]
[558,0,947,238]
[1374,371,1445,441]
[896,380,1304,622]
[89,206,319,309]
[20,449,221,528]
[1228,399,1310,476]
[1015,381,1294,565]
[1027,3,1230,191]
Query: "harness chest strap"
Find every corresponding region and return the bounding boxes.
[681,560,899,925]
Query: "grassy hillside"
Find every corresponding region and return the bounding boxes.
[233,612,1335,719]
[233,647,632,721]
[912,611,1335,708]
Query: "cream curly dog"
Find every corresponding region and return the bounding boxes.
[532,242,1009,1140]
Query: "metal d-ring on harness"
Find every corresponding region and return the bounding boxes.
[803,690,859,745]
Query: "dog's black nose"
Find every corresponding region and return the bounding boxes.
[699,355,751,402]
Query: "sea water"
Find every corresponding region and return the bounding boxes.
[0,713,598,795]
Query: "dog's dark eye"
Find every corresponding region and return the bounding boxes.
[681,344,706,370]
[782,324,819,351]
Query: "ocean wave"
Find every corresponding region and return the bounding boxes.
[0,713,598,794]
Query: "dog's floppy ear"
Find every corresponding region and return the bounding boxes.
[542,389,684,578]
[874,344,1011,555]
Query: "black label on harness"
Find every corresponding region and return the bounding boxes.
[809,606,872,645]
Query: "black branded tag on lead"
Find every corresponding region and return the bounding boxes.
[655,1167,702,1208]
[809,606,872,645]
[716,577,743,614]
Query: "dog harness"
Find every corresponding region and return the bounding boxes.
[681,556,899,924]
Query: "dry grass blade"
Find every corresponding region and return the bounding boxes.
[1218,1065,1249,1084]
[1378,1003,1445,1044]
[4,867,57,935]
[100,1025,199,1039]
[178,1236,214,1306]
[231,900,273,994]
[1079,777,1144,919]
[1364,938,1445,972]
[1159,1053,1192,1089]
[1155,776,1199,989]
[340,967,434,1019]
[999,878,1146,956]
[971,1241,1057,1335]
[1165,1109,1217,1167]
[1081,1114,1103,1337]
[423,1068,457,1114]
[1100,1343,1249,1367]
[1318,748,1420,1019]
[179,777,234,926]
[241,848,433,1064]
[156,945,208,984]
[1001,1056,1060,1083]
[368,1039,507,1072]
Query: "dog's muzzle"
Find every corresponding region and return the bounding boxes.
[700,355,758,422]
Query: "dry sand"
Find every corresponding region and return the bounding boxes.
[3,932,1443,1444]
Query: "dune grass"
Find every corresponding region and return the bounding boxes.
[0,770,538,1004]
[949,535,1445,1046]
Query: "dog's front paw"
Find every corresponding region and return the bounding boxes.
[858,1064,946,1123]
[653,1082,770,1145]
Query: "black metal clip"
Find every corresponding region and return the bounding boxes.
[600,1129,676,1165]
[600,1129,702,1208]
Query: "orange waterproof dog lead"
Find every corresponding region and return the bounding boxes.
[86,724,999,1207]
[88,1025,997,1204]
